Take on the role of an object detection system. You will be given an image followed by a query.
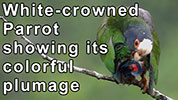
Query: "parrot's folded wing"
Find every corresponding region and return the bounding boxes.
[151,29,160,85]
[97,17,115,73]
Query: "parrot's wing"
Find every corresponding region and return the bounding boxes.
[97,17,127,83]
[97,17,125,74]
[151,29,160,85]
[97,17,115,73]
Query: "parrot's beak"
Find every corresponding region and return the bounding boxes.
[133,49,147,61]
[134,52,141,61]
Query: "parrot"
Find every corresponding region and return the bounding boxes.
[97,8,160,93]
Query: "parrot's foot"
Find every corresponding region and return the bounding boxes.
[128,76,136,84]
[138,76,148,93]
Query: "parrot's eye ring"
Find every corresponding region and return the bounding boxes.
[134,39,140,48]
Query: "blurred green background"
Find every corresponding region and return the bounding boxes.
[0,0,178,100]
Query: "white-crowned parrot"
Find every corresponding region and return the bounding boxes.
[97,8,160,93]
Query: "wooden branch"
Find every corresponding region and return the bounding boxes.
[0,16,173,100]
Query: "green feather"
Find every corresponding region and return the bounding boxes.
[151,29,160,84]
[97,16,129,74]
[97,17,115,73]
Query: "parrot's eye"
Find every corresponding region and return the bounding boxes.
[134,39,140,48]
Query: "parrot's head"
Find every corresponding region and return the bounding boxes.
[124,26,153,61]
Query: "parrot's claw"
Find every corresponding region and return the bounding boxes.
[138,76,148,93]
[129,76,136,84]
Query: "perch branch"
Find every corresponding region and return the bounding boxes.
[0,16,173,100]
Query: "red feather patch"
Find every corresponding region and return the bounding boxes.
[132,64,138,72]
